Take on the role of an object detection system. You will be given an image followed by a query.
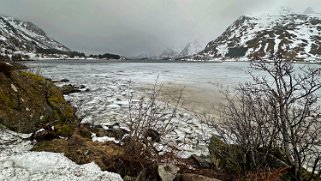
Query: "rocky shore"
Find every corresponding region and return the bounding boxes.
[0,61,123,180]
[1,60,309,180]
[0,61,229,180]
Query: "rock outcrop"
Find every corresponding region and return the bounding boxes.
[0,61,76,134]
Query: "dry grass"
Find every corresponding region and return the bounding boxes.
[237,167,290,181]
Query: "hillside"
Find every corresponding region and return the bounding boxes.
[0,16,86,60]
[193,8,321,62]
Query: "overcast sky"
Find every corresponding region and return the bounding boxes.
[0,0,320,56]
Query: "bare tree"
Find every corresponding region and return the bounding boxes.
[212,58,321,180]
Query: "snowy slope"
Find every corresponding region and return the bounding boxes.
[0,16,70,58]
[0,128,123,181]
[194,8,321,62]
[177,41,203,59]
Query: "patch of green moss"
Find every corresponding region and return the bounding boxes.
[48,86,65,107]
[52,110,61,121]
[19,71,45,83]
[48,97,63,104]
[209,136,244,173]
[0,90,14,109]
[31,139,69,152]
[79,127,92,139]
[55,124,76,137]
[64,106,74,118]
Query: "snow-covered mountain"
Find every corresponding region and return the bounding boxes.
[193,8,321,62]
[159,48,178,60]
[0,16,73,60]
[177,41,203,59]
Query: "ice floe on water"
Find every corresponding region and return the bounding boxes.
[0,128,123,181]
[24,60,234,157]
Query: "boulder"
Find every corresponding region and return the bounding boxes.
[208,136,290,174]
[136,164,161,181]
[61,84,81,95]
[208,136,244,173]
[0,62,14,77]
[158,164,180,181]
[60,79,70,82]
[190,154,213,169]
[136,164,179,181]
[0,63,76,133]
[85,124,129,140]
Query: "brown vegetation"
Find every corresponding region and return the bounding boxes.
[207,57,321,180]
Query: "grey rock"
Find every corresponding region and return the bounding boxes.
[61,84,81,95]
[136,164,179,181]
[158,164,179,181]
[190,154,213,169]
[136,164,160,181]
[60,79,70,82]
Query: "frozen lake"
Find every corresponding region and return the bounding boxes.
[24,60,254,113]
[22,60,321,157]
[24,59,321,113]
[24,60,252,89]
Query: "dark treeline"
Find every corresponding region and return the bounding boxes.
[89,53,121,60]
[36,48,86,58]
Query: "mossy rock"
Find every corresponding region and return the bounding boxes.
[19,71,46,83]
[208,136,244,173]
[0,63,76,133]
[32,132,125,171]
[55,124,76,137]
[209,136,292,175]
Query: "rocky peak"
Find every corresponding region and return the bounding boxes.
[194,8,321,62]
[177,40,203,58]
[159,48,178,60]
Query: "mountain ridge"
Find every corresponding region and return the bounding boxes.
[0,15,84,60]
[192,9,321,62]
[177,41,203,59]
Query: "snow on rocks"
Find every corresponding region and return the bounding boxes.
[0,152,123,181]
[0,128,123,181]
[0,128,32,158]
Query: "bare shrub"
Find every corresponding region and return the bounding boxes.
[237,167,290,181]
[125,80,183,160]
[210,58,321,180]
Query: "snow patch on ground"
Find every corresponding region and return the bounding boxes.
[0,128,123,181]
[0,152,122,181]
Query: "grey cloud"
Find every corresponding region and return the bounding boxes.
[0,0,320,56]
